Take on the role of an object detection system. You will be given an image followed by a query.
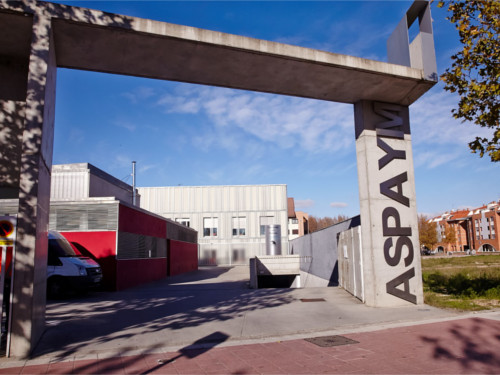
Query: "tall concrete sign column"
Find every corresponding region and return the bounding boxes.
[354,101,423,307]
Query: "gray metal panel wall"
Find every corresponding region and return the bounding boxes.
[89,173,133,204]
[50,170,89,200]
[50,163,140,205]
[139,185,288,213]
[48,200,119,231]
[0,199,19,215]
[117,232,167,260]
[338,226,364,301]
[166,220,197,244]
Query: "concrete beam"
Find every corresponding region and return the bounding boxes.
[0,1,435,105]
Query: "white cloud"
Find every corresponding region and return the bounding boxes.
[411,88,493,146]
[113,120,136,132]
[138,164,155,173]
[295,199,315,208]
[156,84,354,155]
[114,154,134,169]
[273,3,389,61]
[413,149,462,169]
[330,202,348,208]
[123,87,156,104]
[410,87,498,170]
[157,94,201,114]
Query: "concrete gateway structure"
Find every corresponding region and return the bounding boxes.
[0,0,437,357]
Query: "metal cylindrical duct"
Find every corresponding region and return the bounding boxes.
[132,161,136,206]
[265,225,282,255]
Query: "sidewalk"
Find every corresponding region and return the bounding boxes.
[1,267,499,374]
[2,315,500,374]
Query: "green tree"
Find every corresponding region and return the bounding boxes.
[418,215,438,250]
[437,0,500,162]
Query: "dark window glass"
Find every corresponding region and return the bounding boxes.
[48,239,80,257]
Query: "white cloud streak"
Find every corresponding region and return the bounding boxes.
[411,87,495,169]
[113,120,136,132]
[295,199,315,208]
[330,202,348,208]
[156,85,354,155]
[411,88,492,146]
[122,87,156,104]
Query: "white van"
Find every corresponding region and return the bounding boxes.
[47,230,102,297]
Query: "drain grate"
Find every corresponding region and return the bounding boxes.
[305,335,359,347]
[300,298,326,302]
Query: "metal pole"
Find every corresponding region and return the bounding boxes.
[132,161,136,206]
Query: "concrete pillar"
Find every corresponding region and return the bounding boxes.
[354,100,423,307]
[9,11,56,358]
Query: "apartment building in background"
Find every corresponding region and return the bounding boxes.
[287,197,309,240]
[138,184,289,265]
[430,200,499,253]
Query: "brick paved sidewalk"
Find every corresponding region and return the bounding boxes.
[2,317,499,374]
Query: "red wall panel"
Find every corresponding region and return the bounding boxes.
[116,258,167,290]
[60,231,117,291]
[119,205,166,238]
[169,240,198,276]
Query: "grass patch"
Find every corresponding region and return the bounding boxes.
[422,254,500,311]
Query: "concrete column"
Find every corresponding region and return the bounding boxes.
[354,100,423,307]
[9,11,56,358]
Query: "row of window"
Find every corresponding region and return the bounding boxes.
[474,217,496,240]
[176,216,276,237]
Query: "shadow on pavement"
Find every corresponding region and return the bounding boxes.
[70,331,231,375]
[420,317,500,372]
[33,267,293,360]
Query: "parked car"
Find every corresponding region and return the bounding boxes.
[47,231,102,297]
[420,247,433,256]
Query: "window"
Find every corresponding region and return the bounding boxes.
[175,218,190,227]
[260,216,274,236]
[292,229,299,235]
[232,217,246,236]
[291,218,298,224]
[203,217,218,237]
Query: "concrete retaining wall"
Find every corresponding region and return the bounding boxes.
[289,216,360,287]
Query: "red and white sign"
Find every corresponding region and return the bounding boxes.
[0,216,16,246]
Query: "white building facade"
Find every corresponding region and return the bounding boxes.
[138,185,289,265]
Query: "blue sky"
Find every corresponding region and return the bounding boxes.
[52,0,499,218]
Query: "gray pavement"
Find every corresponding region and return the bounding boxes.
[3,266,498,367]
